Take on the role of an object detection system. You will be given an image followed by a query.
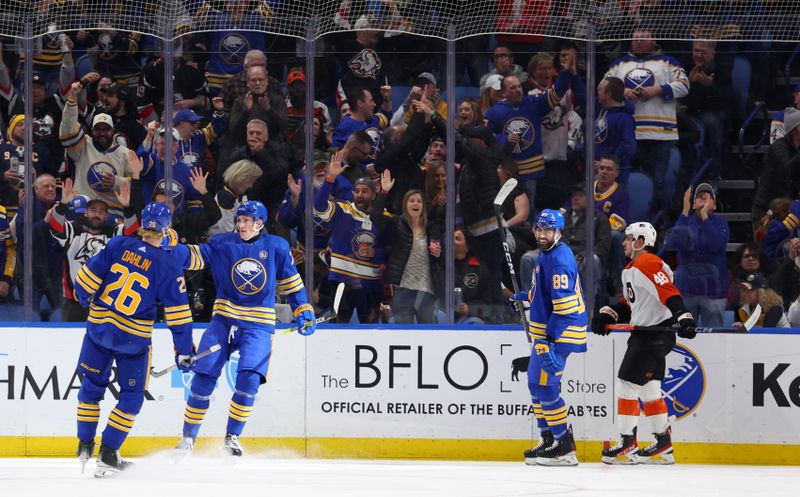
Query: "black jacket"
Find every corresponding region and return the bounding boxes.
[223,142,291,211]
[456,130,504,230]
[562,208,611,264]
[370,190,442,287]
[753,136,800,223]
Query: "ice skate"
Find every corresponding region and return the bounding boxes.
[536,429,578,466]
[602,428,639,465]
[637,428,674,465]
[94,444,132,478]
[76,439,95,474]
[223,433,243,457]
[524,431,554,465]
[174,436,195,462]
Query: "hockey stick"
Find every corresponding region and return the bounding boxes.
[284,282,345,334]
[492,178,531,344]
[607,304,762,334]
[150,344,222,378]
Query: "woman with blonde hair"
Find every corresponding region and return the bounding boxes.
[208,159,263,236]
[735,273,789,328]
[755,197,797,259]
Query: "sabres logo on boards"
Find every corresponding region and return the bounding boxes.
[87,162,117,192]
[503,117,534,153]
[663,344,706,420]
[231,258,267,295]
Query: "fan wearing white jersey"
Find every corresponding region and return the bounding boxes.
[590,222,696,465]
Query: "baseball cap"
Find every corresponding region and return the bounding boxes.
[159,127,181,141]
[32,72,45,85]
[354,176,376,192]
[287,70,306,85]
[173,108,203,124]
[91,113,114,129]
[693,182,716,202]
[313,150,330,167]
[740,273,767,291]
[482,74,503,92]
[70,195,89,214]
[784,107,800,136]
[416,72,437,87]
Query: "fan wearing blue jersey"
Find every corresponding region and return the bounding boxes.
[73,202,195,478]
[510,209,587,467]
[174,200,316,458]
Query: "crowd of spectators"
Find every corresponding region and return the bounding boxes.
[0,1,797,327]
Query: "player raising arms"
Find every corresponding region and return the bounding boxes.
[174,200,316,458]
[73,203,195,477]
[510,209,587,466]
[591,222,696,465]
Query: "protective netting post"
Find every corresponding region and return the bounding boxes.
[163,28,175,201]
[304,19,317,302]
[444,23,456,324]
[584,24,596,319]
[22,21,33,323]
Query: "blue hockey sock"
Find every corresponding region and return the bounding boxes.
[76,402,100,442]
[182,373,216,439]
[225,371,260,436]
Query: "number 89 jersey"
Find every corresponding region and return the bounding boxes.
[621,252,681,327]
[527,242,587,352]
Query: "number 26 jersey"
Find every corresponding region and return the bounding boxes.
[621,252,681,327]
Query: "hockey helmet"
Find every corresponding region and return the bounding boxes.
[236,200,268,225]
[625,221,657,247]
[535,209,565,231]
[141,202,171,234]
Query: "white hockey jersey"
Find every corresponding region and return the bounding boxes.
[604,53,689,141]
[621,252,682,327]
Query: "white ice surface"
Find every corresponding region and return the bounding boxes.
[1,454,797,497]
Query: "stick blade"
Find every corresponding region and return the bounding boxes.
[743,303,762,331]
[494,178,518,207]
[332,282,345,315]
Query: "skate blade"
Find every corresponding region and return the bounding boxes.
[173,449,192,464]
[80,460,87,474]
[93,465,121,479]
[601,454,639,465]
[637,452,674,465]
[536,453,579,466]
[524,457,538,466]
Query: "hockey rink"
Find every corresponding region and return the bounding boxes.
[0,455,796,497]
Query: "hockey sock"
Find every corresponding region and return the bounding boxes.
[641,380,669,434]
[76,402,100,442]
[226,371,260,436]
[530,398,548,432]
[617,379,642,436]
[100,408,136,450]
[182,373,216,439]
[534,384,568,439]
[642,399,669,434]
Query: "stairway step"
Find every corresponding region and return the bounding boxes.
[717,180,755,189]
[731,144,768,154]
[719,212,752,222]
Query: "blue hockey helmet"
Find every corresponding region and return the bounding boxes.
[236,200,268,225]
[535,209,565,231]
[141,202,171,233]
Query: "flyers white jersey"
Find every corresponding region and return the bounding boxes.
[621,252,681,327]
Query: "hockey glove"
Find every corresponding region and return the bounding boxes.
[534,340,563,374]
[591,306,618,336]
[676,312,696,339]
[296,308,317,336]
[175,351,196,372]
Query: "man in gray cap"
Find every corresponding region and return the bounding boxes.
[390,72,448,127]
[667,182,730,326]
[752,107,800,224]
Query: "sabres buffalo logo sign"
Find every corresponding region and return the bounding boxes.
[231,258,267,295]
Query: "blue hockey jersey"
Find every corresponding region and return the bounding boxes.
[526,241,588,352]
[74,236,194,355]
[314,179,386,289]
[485,70,574,180]
[331,113,390,161]
[137,146,201,215]
[183,232,311,328]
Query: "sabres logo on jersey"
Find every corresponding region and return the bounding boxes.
[219,34,250,65]
[348,48,382,79]
[156,179,185,211]
[76,236,107,263]
[87,161,117,192]
[231,258,267,295]
[624,67,655,91]
[663,344,706,421]
[179,151,201,169]
[595,114,608,144]
[503,117,534,153]
[352,231,377,260]
[364,126,382,159]
[542,105,565,131]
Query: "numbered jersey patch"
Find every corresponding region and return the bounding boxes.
[621,252,681,327]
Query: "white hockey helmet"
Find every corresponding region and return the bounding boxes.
[625,221,657,247]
